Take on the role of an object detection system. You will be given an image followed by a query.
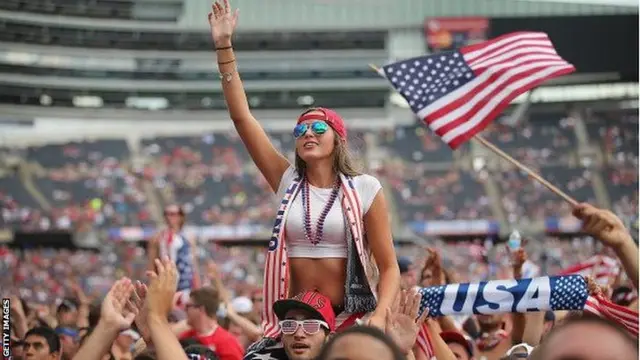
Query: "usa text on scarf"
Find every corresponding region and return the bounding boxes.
[416,275,638,358]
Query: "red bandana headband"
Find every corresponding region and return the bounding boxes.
[297,107,347,140]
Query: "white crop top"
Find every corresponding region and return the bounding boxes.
[275,167,382,259]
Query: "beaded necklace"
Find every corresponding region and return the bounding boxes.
[301,177,341,245]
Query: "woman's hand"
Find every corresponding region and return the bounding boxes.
[207,0,239,48]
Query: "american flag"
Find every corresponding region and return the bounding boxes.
[415,275,638,358]
[380,32,575,149]
[559,255,620,286]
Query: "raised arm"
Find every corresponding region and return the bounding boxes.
[573,203,639,289]
[147,233,160,273]
[208,0,289,192]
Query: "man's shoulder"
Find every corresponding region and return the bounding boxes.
[213,327,242,343]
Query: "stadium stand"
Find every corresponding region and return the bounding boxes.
[1,106,635,232]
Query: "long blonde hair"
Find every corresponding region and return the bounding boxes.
[295,136,361,178]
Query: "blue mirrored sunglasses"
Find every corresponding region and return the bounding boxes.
[293,121,329,138]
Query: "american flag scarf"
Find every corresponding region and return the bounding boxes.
[559,255,620,286]
[260,172,377,338]
[415,275,639,359]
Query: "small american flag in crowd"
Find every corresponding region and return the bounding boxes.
[559,255,620,286]
[380,32,575,149]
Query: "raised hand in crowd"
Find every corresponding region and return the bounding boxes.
[573,203,639,289]
[71,282,91,328]
[385,289,429,357]
[209,260,263,342]
[510,247,527,280]
[207,260,231,303]
[132,281,152,344]
[73,277,139,360]
[145,256,189,360]
[208,0,239,48]
[10,295,29,339]
[573,203,634,248]
[146,257,178,319]
[421,248,445,287]
[100,278,138,330]
[509,246,545,347]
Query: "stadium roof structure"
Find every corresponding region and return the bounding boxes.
[515,0,637,7]
[0,0,636,32]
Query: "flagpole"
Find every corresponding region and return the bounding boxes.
[368,64,579,207]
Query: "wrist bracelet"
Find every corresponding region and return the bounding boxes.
[218,59,236,65]
[219,70,236,82]
[215,45,232,51]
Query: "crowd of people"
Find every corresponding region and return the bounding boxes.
[1,109,636,231]
[3,203,638,360]
[1,2,639,360]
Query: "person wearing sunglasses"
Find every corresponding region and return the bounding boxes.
[254,291,336,360]
[147,204,200,308]
[209,1,400,350]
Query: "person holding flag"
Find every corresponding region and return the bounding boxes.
[207,0,401,356]
[373,31,639,358]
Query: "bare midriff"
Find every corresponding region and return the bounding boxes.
[289,257,347,309]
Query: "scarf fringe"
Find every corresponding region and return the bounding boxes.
[345,294,377,314]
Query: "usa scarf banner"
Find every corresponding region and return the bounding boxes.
[417,275,638,336]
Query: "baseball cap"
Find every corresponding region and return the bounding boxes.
[297,107,347,140]
[231,296,253,314]
[273,291,336,332]
[440,331,474,357]
[397,256,413,274]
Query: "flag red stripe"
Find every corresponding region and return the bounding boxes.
[471,51,563,78]
[424,52,566,129]
[584,295,639,336]
[428,60,568,137]
[425,55,564,128]
[462,32,548,62]
[447,65,573,148]
[468,41,558,69]
[446,65,573,148]
[410,31,575,148]
[466,38,555,68]
[263,248,276,336]
[443,65,574,149]
[417,324,435,358]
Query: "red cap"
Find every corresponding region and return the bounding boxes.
[297,107,347,140]
[273,291,336,332]
[440,331,474,357]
